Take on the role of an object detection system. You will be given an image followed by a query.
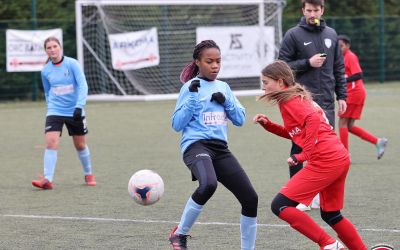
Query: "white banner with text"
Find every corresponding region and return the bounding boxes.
[196,26,275,78]
[108,28,160,71]
[6,28,62,72]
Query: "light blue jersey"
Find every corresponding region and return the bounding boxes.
[41,56,88,117]
[172,77,245,154]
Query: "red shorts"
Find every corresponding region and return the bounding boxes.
[280,155,350,211]
[338,103,364,119]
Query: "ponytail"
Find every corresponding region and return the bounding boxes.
[179,61,198,84]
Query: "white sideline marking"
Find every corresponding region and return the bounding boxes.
[2,214,399,233]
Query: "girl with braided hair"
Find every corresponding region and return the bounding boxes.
[169,40,258,250]
[254,60,367,250]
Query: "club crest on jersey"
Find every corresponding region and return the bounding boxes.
[203,112,227,125]
[288,127,301,137]
[324,38,332,48]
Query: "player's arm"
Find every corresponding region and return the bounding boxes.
[346,72,363,83]
[333,40,347,101]
[345,53,363,82]
[292,112,320,163]
[41,71,50,104]
[223,88,245,126]
[278,31,310,72]
[71,60,88,109]
[171,86,198,132]
[253,114,291,139]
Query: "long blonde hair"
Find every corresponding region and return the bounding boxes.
[258,60,312,105]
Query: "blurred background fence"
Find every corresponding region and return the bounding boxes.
[1,15,399,101]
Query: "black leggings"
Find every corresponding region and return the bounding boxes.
[190,158,258,217]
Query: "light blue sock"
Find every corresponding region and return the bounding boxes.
[176,197,203,235]
[78,146,92,175]
[43,149,57,182]
[240,215,257,250]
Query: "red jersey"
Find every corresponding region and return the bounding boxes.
[343,50,366,105]
[265,97,347,163]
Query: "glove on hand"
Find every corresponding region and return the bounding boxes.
[210,92,226,105]
[188,80,201,92]
[287,155,299,167]
[73,108,82,121]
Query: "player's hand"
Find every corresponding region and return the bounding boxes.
[309,53,326,68]
[188,80,200,92]
[253,114,271,126]
[337,99,347,115]
[287,155,298,167]
[73,108,82,121]
[210,92,226,105]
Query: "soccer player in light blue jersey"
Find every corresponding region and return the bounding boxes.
[32,36,96,189]
[168,40,258,250]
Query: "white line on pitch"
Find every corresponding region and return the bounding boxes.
[2,214,399,233]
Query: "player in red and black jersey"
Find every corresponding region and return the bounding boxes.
[337,35,388,159]
[254,60,367,250]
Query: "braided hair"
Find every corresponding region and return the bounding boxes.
[179,40,220,83]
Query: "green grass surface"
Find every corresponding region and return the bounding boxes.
[1,83,399,249]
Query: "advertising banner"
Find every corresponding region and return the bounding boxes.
[108,28,160,71]
[196,26,274,78]
[6,28,62,72]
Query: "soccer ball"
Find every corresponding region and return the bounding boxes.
[128,169,164,206]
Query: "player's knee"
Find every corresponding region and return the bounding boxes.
[247,191,258,207]
[202,181,217,196]
[320,210,343,226]
[197,180,217,199]
[271,193,297,216]
[241,191,258,217]
[75,143,86,151]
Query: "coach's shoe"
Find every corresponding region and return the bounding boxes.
[169,226,190,250]
[85,174,96,186]
[320,240,345,250]
[376,138,388,160]
[32,176,53,190]
[296,203,311,212]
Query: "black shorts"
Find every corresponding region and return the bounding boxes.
[183,139,244,180]
[45,115,88,136]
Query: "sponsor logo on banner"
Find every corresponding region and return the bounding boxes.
[196,26,275,78]
[108,28,160,71]
[6,28,62,72]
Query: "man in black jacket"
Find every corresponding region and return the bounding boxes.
[278,0,347,210]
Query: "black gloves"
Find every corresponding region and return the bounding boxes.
[210,92,225,105]
[290,155,298,164]
[73,108,82,121]
[188,80,201,92]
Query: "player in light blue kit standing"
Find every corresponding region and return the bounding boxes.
[32,36,96,189]
[168,40,258,250]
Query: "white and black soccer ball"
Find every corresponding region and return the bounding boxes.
[128,169,164,206]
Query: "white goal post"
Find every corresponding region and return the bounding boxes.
[75,0,286,101]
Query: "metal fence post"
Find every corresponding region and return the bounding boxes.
[31,0,38,100]
[379,0,385,83]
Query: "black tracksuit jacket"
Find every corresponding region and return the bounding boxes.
[278,17,346,112]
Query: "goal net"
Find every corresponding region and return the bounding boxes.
[75,0,286,101]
